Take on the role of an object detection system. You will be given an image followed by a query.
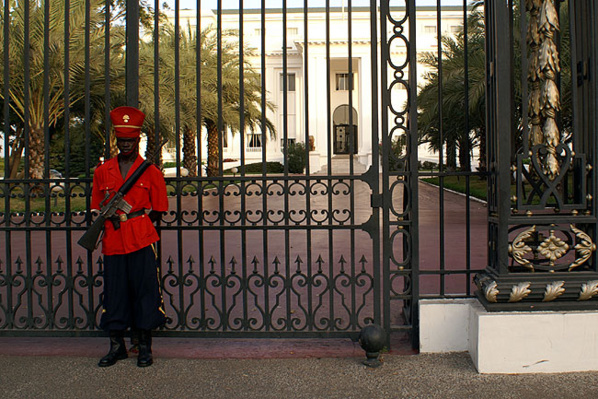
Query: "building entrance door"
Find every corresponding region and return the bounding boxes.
[334,124,358,154]
[333,105,358,155]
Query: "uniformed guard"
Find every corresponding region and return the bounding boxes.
[92,106,168,367]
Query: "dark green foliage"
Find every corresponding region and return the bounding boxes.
[417,1,571,173]
[381,135,407,171]
[50,122,104,177]
[249,162,284,174]
[287,142,306,174]
[225,162,284,174]
[419,161,439,171]
[416,7,486,172]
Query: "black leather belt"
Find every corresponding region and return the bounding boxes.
[109,209,146,230]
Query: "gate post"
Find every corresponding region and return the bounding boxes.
[380,0,419,349]
[470,0,598,372]
[475,0,598,310]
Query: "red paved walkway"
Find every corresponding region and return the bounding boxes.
[0,332,415,359]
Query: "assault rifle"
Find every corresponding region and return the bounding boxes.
[78,140,167,251]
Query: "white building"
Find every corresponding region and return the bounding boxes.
[164,6,469,173]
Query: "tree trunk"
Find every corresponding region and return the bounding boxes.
[477,127,487,175]
[206,121,220,177]
[446,139,457,171]
[29,125,45,179]
[109,134,118,159]
[145,127,158,165]
[458,136,471,172]
[8,127,24,179]
[182,125,197,177]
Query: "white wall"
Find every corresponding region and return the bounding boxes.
[420,299,598,374]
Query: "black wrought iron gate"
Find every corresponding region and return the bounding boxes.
[0,0,487,349]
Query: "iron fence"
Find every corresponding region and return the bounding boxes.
[0,0,488,348]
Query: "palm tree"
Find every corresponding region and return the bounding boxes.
[416,7,486,172]
[139,23,196,172]
[204,27,276,177]
[0,0,126,179]
[139,21,176,166]
[417,1,571,174]
[140,23,275,177]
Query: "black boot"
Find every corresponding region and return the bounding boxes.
[137,329,153,367]
[98,330,128,367]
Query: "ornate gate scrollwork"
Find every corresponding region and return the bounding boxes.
[508,224,596,272]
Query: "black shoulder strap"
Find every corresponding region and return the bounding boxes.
[118,160,151,195]
[116,139,167,196]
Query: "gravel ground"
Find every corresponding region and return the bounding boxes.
[1,352,598,399]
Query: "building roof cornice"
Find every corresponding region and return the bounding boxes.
[297,40,372,47]
[217,5,472,15]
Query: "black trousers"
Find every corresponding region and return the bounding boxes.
[100,245,166,331]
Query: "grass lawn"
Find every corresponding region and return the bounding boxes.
[1,179,242,213]
[0,191,89,213]
[421,175,488,201]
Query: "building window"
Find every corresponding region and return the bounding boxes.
[336,73,354,91]
[280,73,296,92]
[222,131,228,148]
[280,138,296,148]
[424,25,437,34]
[287,27,298,36]
[247,132,262,149]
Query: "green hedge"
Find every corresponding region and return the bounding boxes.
[224,162,284,174]
[287,142,307,174]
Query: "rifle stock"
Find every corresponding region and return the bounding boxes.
[77,214,106,251]
[78,190,129,251]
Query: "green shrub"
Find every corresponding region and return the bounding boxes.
[379,136,406,171]
[249,162,284,174]
[419,161,439,171]
[50,121,103,177]
[287,142,306,174]
[224,162,284,174]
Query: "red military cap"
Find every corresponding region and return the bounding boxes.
[110,106,145,138]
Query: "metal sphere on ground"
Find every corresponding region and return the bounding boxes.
[359,324,386,368]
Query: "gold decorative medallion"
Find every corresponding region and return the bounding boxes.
[510,225,595,272]
[123,115,130,123]
[538,229,569,266]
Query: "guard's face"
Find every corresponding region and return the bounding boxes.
[116,137,139,155]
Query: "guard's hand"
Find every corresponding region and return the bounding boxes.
[148,210,164,224]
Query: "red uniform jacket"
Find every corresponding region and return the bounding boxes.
[91,155,168,255]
